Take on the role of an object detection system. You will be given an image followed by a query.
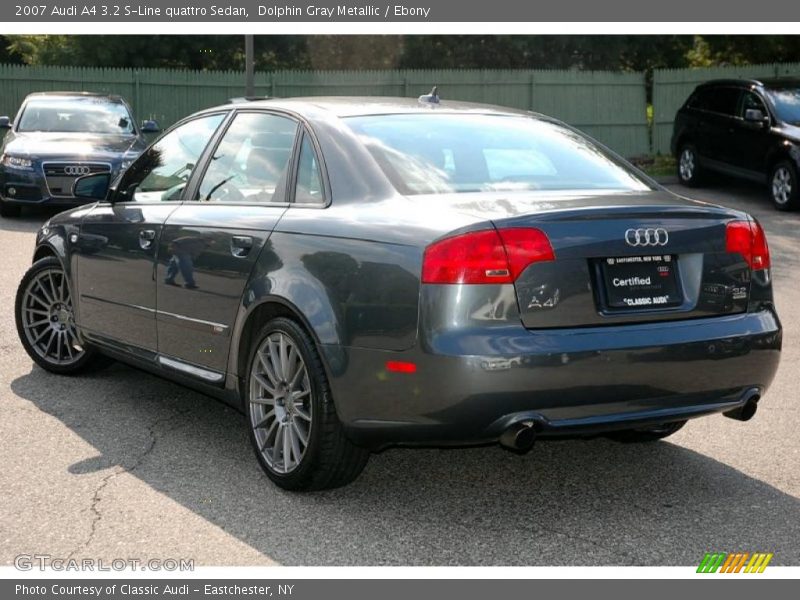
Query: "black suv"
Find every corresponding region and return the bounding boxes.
[672,78,800,211]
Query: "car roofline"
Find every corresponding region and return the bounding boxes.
[194,96,543,121]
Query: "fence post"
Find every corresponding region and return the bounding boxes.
[529,72,535,111]
[133,70,141,119]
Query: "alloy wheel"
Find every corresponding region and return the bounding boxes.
[772,166,793,206]
[19,267,84,366]
[679,148,695,181]
[249,331,313,474]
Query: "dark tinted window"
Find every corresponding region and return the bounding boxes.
[345,114,651,195]
[691,86,740,116]
[740,92,767,118]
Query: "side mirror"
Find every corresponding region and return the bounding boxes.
[745,108,767,124]
[0,116,11,129]
[141,120,160,134]
[72,172,111,200]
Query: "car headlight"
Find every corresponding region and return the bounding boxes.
[1,154,34,170]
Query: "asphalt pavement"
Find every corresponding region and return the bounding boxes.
[1,180,798,566]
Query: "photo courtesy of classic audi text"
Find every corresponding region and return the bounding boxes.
[1,0,799,597]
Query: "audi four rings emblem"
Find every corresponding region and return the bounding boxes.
[64,165,91,176]
[624,228,669,247]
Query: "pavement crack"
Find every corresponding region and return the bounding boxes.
[67,404,194,559]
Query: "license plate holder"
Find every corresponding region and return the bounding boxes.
[600,254,682,310]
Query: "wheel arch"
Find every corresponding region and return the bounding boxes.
[765,144,800,175]
[229,295,347,411]
[33,243,59,263]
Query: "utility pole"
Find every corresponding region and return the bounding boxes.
[245,35,255,97]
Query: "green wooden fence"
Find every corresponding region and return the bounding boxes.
[652,62,800,155]
[0,64,650,157]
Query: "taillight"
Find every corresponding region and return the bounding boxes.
[421,227,554,284]
[726,220,771,270]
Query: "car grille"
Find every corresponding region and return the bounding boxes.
[43,162,111,198]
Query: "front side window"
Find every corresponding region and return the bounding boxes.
[196,112,298,203]
[766,88,800,125]
[116,113,225,203]
[17,96,136,135]
[345,114,652,196]
[740,92,768,119]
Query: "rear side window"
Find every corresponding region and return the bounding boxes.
[294,134,325,205]
[196,112,298,203]
[690,87,741,116]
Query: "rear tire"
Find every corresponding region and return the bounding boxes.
[245,317,369,491]
[677,144,703,187]
[606,420,687,443]
[769,161,800,211]
[1,200,21,218]
[15,256,112,375]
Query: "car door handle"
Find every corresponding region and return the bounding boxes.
[231,235,253,257]
[139,229,156,250]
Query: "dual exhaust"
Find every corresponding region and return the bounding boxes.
[499,388,762,452]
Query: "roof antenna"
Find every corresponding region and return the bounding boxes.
[418,86,440,106]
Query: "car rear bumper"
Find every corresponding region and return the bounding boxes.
[326,308,782,448]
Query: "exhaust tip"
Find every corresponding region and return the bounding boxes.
[500,422,536,453]
[724,391,760,422]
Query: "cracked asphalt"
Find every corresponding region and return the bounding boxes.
[1,180,799,566]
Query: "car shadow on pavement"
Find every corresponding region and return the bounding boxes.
[0,207,64,233]
[10,363,800,566]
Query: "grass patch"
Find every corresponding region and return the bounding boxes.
[630,155,676,178]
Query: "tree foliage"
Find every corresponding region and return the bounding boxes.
[4,35,800,72]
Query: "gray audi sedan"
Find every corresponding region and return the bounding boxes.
[14,96,782,490]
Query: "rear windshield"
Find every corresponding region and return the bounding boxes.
[767,88,800,125]
[345,113,652,195]
[17,97,135,134]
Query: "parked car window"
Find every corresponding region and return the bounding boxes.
[294,134,325,204]
[116,114,225,203]
[702,87,741,116]
[196,112,298,203]
[17,96,136,135]
[740,92,768,118]
[766,88,800,125]
[346,114,652,195]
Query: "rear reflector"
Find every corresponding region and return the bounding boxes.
[726,220,771,271]
[385,361,417,373]
[422,227,554,284]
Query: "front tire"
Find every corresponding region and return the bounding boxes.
[245,317,369,491]
[15,256,111,374]
[677,144,703,187]
[606,420,687,443]
[770,161,800,211]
